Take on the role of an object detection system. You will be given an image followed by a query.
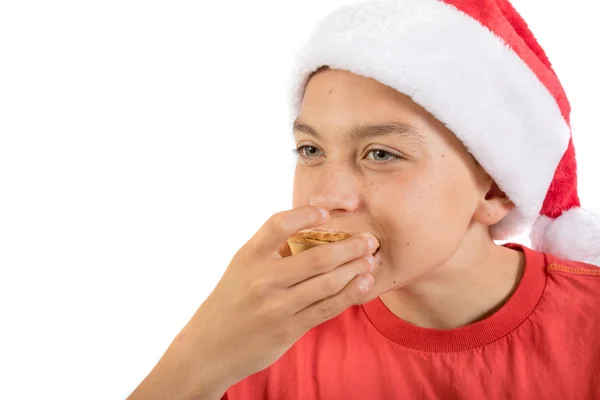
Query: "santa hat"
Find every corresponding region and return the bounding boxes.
[289,0,600,266]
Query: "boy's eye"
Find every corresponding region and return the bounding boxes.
[294,145,323,158]
[367,149,401,162]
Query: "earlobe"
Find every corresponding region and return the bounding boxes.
[475,181,515,226]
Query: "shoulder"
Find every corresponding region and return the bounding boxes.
[545,252,600,279]
[541,251,600,307]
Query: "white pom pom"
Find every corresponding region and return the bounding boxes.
[530,207,600,266]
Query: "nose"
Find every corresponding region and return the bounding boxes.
[309,165,361,214]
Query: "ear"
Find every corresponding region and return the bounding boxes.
[474,179,515,226]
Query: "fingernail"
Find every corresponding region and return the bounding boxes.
[357,233,378,250]
[367,236,378,250]
[358,276,373,292]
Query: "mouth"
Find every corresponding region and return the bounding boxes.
[287,229,381,256]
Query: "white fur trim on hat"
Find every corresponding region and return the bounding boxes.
[531,208,600,266]
[289,0,571,240]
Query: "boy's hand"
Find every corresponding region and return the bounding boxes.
[132,206,378,399]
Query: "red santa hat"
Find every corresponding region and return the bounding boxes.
[289,0,600,266]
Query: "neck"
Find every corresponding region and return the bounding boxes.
[379,235,525,330]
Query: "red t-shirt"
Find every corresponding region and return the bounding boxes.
[224,244,600,399]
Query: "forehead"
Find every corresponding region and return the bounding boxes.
[298,69,437,136]
[299,69,431,127]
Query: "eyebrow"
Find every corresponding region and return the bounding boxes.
[293,118,425,143]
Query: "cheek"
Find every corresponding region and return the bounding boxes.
[420,153,481,221]
[368,166,476,271]
[292,167,313,208]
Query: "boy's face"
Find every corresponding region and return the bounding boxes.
[292,68,500,290]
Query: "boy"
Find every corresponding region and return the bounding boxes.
[129,0,600,398]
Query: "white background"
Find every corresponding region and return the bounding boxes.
[0,1,598,399]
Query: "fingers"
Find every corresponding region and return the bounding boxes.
[287,254,374,312]
[248,206,328,256]
[293,272,375,330]
[277,240,292,258]
[279,234,378,287]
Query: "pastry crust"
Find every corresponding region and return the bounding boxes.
[286,229,352,255]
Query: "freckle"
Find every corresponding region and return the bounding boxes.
[328,89,333,94]
[379,261,383,266]
[406,241,411,246]
[441,154,445,158]
[393,280,397,284]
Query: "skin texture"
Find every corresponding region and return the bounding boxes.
[292,68,525,329]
